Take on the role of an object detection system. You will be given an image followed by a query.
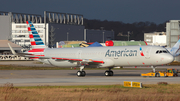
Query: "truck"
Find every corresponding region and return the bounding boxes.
[141,68,179,77]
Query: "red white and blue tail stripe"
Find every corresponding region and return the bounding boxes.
[26,21,46,49]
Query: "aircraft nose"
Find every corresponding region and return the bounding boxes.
[166,55,174,63]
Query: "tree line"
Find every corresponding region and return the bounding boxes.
[83,19,166,41]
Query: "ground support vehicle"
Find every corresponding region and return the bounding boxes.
[141,68,179,77]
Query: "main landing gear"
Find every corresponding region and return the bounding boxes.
[104,67,114,76]
[76,66,86,77]
[76,66,114,77]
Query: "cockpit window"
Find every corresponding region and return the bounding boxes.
[163,50,167,53]
[156,51,159,54]
[156,50,169,54]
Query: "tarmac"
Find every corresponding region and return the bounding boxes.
[0,61,180,86]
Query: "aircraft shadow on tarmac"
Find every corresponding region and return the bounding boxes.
[69,73,140,77]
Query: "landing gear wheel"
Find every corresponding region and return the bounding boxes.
[104,71,114,76]
[76,71,86,77]
[81,71,86,77]
[77,71,82,77]
[110,71,114,76]
[105,71,109,76]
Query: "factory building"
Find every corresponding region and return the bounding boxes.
[0,11,114,48]
[144,20,180,61]
[166,20,180,61]
[144,32,166,46]
[84,29,114,43]
[0,11,114,60]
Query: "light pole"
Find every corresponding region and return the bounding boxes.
[101,27,104,43]
[128,31,130,41]
[67,32,69,41]
[103,32,104,43]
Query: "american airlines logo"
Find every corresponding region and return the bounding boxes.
[105,49,137,57]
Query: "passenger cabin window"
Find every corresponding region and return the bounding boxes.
[156,50,169,54]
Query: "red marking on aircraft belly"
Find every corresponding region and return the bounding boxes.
[28,48,45,52]
[127,62,130,65]
[142,62,145,65]
[92,60,104,63]
[30,57,39,59]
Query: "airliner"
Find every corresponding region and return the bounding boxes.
[8,21,175,77]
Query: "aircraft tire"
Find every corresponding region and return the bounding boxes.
[77,71,82,77]
[81,71,86,77]
[104,71,113,76]
[104,71,109,76]
[110,71,114,76]
[77,71,86,77]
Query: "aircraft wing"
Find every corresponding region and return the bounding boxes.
[25,55,51,59]
[52,57,104,64]
[8,42,104,64]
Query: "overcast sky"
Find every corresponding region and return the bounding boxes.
[1,0,180,24]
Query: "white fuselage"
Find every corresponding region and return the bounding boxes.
[36,46,174,68]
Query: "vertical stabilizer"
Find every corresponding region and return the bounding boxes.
[170,39,180,56]
[26,21,47,49]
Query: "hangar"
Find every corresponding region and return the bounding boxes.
[0,11,114,60]
[0,11,114,48]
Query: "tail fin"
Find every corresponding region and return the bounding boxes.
[169,39,180,56]
[26,21,47,49]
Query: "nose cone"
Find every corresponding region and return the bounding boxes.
[166,54,174,63]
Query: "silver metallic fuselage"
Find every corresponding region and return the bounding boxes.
[37,46,174,68]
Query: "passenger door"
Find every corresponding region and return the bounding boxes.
[145,47,152,59]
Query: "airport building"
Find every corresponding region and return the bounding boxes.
[144,32,166,46]
[144,20,180,61]
[0,11,114,60]
[84,29,114,43]
[166,20,180,61]
[0,11,114,48]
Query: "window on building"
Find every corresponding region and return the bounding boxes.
[146,39,151,42]
[15,40,21,42]
[25,40,30,42]
[18,35,25,37]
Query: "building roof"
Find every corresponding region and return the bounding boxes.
[0,40,22,50]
